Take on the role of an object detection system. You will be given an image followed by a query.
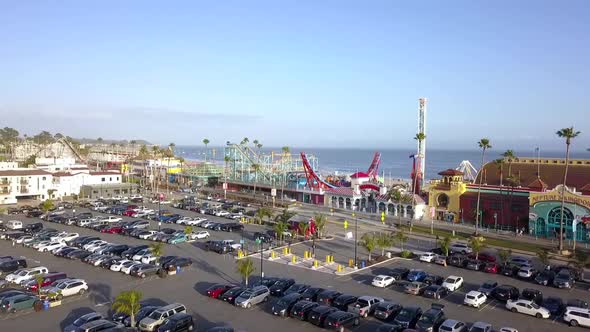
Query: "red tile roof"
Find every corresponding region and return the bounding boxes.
[52,172,73,177]
[528,177,548,190]
[89,171,121,176]
[438,169,464,176]
[326,187,355,196]
[475,158,590,191]
[350,172,369,178]
[0,169,52,176]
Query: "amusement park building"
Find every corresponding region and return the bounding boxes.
[428,157,590,243]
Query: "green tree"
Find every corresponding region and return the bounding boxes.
[394,230,408,251]
[438,236,452,256]
[149,242,164,263]
[240,137,249,146]
[202,138,210,161]
[537,249,550,268]
[502,150,517,177]
[236,258,255,286]
[360,233,377,261]
[375,233,394,257]
[468,236,486,260]
[275,208,295,224]
[34,274,45,295]
[184,226,193,235]
[556,127,581,252]
[313,213,327,238]
[475,138,492,232]
[112,290,143,328]
[274,221,288,245]
[298,222,310,240]
[97,137,103,143]
[255,207,274,225]
[40,199,54,212]
[497,249,512,265]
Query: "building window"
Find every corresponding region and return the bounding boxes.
[110,177,112,181]
[102,178,105,182]
[117,177,120,181]
[42,177,46,180]
[93,190,98,194]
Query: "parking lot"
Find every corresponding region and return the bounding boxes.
[0,203,588,332]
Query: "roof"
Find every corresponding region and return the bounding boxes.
[89,171,121,176]
[528,177,548,190]
[350,172,369,178]
[475,158,590,191]
[52,172,73,177]
[0,169,52,176]
[581,183,590,192]
[438,169,464,176]
[326,187,355,196]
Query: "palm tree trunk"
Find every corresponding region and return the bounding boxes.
[131,313,135,328]
[558,143,571,252]
[475,149,486,233]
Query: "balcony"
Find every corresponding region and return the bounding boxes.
[0,180,9,186]
[19,188,29,194]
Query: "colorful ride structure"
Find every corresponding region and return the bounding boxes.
[300,152,382,191]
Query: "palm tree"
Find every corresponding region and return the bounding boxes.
[184,226,193,236]
[389,189,403,226]
[475,138,492,232]
[149,242,164,264]
[236,258,255,286]
[97,137,103,143]
[410,133,426,223]
[438,236,452,256]
[252,139,259,154]
[502,150,517,176]
[274,221,288,245]
[151,146,161,192]
[298,222,310,240]
[251,163,261,196]
[497,249,512,265]
[281,146,290,200]
[556,127,581,252]
[223,155,231,198]
[112,290,143,328]
[394,230,408,251]
[468,236,486,260]
[536,249,550,269]
[34,274,45,295]
[166,143,176,193]
[202,138,210,161]
[240,137,249,146]
[360,233,377,261]
[313,213,327,238]
[494,158,506,229]
[375,233,394,257]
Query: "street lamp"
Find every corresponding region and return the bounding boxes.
[353,212,358,269]
[256,238,264,279]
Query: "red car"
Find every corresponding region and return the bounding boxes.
[206,284,234,299]
[101,225,124,234]
[123,210,136,217]
[484,262,499,274]
[468,253,496,263]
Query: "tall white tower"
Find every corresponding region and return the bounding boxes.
[418,98,427,188]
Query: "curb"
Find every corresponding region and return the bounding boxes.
[334,256,410,276]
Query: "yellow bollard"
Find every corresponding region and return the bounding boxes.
[349,259,354,267]
[325,255,330,263]
[271,251,276,259]
[337,264,342,272]
[291,255,297,263]
[330,255,335,263]
[283,247,288,255]
[314,260,319,268]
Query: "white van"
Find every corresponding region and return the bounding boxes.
[6,220,23,230]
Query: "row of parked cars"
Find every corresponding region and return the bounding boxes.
[419,248,581,290]
[202,275,523,332]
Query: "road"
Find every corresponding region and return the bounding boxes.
[0,206,587,332]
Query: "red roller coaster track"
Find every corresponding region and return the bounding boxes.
[300,151,382,191]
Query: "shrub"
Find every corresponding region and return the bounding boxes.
[400,250,413,258]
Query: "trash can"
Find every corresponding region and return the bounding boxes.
[43,300,50,311]
[361,260,366,268]
[386,252,392,259]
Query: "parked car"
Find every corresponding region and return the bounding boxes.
[423,285,449,299]
[0,294,40,313]
[434,256,449,266]
[372,275,395,288]
[290,300,319,321]
[449,255,468,268]
[234,285,270,308]
[416,304,446,332]
[308,305,339,327]
[272,293,302,317]
[374,301,403,321]
[0,259,27,275]
[534,270,555,286]
[45,279,88,300]
[139,303,187,332]
[469,321,493,332]
[394,306,422,329]
[284,284,310,295]
[404,282,427,296]
[553,270,575,289]
[156,312,194,332]
[563,306,590,327]
[220,287,246,305]
[484,262,499,274]
[477,281,497,296]
[300,287,325,302]
[517,266,537,279]
[419,252,437,263]
[407,270,427,282]
[423,274,444,286]
[348,295,383,318]
[333,294,358,311]
[131,264,160,278]
[439,319,468,332]
[269,278,295,296]
[466,260,486,271]
[510,257,532,267]
[188,231,210,240]
[464,291,487,308]
[24,272,68,292]
[325,311,360,331]
[449,243,472,254]
[506,299,550,318]
[542,297,564,315]
[63,312,104,332]
[490,285,519,302]
[317,290,343,306]
[442,276,464,292]
[520,288,543,305]
[390,267,410,281]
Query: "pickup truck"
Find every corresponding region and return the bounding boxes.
[100,216,123,223]
[348,296,384,318]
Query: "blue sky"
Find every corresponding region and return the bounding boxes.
[0,1,588,151]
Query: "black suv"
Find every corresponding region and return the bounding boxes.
[156,313,194,332]
[24,223,43,234]
[333,294,358,311]
[317,290,343,306]
[308,305,338,327]
[534,270,555,286]
[423,274,444,286]
[390,267,410,281]
[394,306,422,329]
[271,293,302,317]
[325,311,360,331]
[253,232,273,243]
[269,279,295,296]
[290,300,319,321]
[490,285,519,302]
[0,259,27,274]
[553,270,575,289]
[449,255,468,268]
[415,304,445,332]
[374,301,403,321]
[284,284,310,295]
[300,287,325,302]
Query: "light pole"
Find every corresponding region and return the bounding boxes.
[353,212,358,269]
[158,193,162,231]
[257,238,264,279]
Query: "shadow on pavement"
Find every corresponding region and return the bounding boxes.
[190,256,238,284]
[88,282,112,305]
[59,306,95,331]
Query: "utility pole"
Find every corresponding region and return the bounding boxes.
[257,238,264,279]
[353,212,358,269]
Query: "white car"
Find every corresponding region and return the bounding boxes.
[121,262,142,274]
[100,216,122,223]
[506,299,550,319]
[110,259,132,272]
[189,231,210,240]
[53,233,79,243]
[139,231,158,240]
[87,243,109,253]
[32,240,52,249]
[372,275,395,288]
[185,218,206,226]
[46,279,88,299]
[499,328,519,332]
[419,252,438,263]
[15,235,34,244]
[450,243,472,254]
[11,267,49,284]
[464,291,487,308]
[564,306,590,327]
[93,255,111,266]
[215,211,230,217]
[49,231,68,241]
[38,241,66,253]
[133,249,151,261]
[141,254,157,264]
[442,275,464,291]
[221,240,242,250]
[83,240,105,250]
[201,221,215,228]
[175,217,193,225]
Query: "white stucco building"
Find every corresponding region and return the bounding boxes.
[51,171,122,198]
[0,169,54,204]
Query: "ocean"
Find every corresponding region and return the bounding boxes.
[173,146,588,182]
